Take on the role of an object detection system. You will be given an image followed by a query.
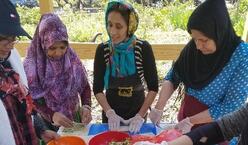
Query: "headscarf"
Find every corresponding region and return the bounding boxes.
[24,13,88,119]
[172,0,242,89]
[105,0,139,37]
[104,0,139,88]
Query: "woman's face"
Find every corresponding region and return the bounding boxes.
[0,36,16,58]
[107,11,128,44]
[191,29,216,55]
[47,41,67,59]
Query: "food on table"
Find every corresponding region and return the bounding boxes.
[62,122,85,133]
[131,129,182,144]
[89,131,131,145]
[155,129,182,142]
[109,139,131,145]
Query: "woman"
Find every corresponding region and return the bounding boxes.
[24,13,92,130]
[149,0,248,144]
[93,0,158,133]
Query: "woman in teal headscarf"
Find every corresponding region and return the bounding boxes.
[93,0,158,133]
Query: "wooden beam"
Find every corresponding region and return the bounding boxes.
[152,44,183,60]
[39,0,53,14]
[15,42,184,60]
[243,12,248,42]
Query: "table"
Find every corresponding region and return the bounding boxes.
[57,123,175,144]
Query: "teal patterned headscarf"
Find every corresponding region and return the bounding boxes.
[104,0,139,89]
[105,0,139,36]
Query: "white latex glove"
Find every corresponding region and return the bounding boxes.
[106,109,124,131]
[149,108,163,125]
[175,117,193,134]
[125,114,144,133]
[80,105,92,125]
[134,141,168,145]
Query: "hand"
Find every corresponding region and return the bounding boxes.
[106,109,125,131]
[125,114,144,134]
[40,130,60,143]
[175,117,193,134]
[52,112,73,128]
[80,105,92,125]
[149,108,163,125]
[133,141,168,145]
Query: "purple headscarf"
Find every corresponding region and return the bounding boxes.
[24,13,88,119]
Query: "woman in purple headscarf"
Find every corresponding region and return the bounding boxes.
[24,13,92,129]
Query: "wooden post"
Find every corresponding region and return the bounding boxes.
[39,0,53,14]
[243,12,248,42]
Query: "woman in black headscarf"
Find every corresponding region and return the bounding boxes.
[149,0,248,144]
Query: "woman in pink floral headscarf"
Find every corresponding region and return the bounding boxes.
[24,13,92,129]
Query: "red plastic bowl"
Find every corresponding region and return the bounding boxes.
[89,131,131,145]
[47,136,86,145]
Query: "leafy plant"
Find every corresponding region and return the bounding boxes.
[16,6,40,25]
[16,0,247,42]
[167,0,193,30]
[230,0,248,36]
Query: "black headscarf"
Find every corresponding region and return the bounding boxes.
[172,0,242,89]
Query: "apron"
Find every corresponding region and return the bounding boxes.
[178,94,229,145]
[102,73,145,123]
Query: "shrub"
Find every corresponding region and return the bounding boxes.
[16,0,247,42]
[230,0,248,36]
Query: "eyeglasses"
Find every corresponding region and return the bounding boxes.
[0,36,20,47]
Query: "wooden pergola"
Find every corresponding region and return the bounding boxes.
[15,0,248,60]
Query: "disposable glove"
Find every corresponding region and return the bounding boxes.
[80,105,92,125]
[106,109,124,131]
[149,108,163,125]
[175,117,193,134]
[126,114,144,133]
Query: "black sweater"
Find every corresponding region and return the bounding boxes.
[93,39,158,95]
